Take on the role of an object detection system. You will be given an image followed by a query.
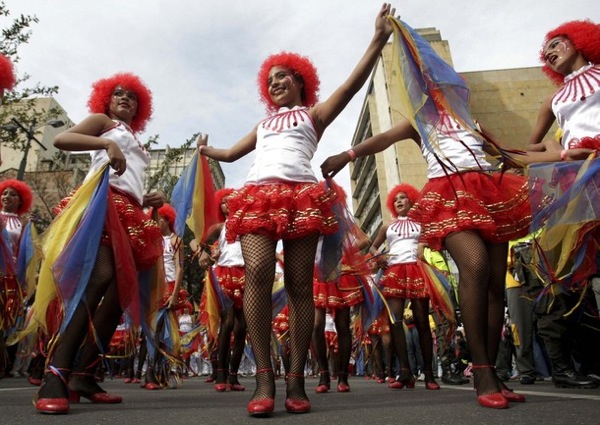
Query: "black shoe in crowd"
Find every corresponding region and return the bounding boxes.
[519,375,536,385]
[441,372,467,385]
[552,371,599,389]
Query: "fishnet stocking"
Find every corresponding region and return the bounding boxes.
[229,308,247,383]
[241,234,278,400]
[312,308,331,386]
[444,230,508,395]
[387,298,411,377]
[411,297,435,379]
[282,234,319,401]
[39,246,116,399]
[334,308,351,385]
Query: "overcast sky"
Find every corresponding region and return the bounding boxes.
[7,0,599,194]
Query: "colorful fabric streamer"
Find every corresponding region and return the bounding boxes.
[387,16,520,169]
[171,151,218,241]
[527,155,600,286]
[16,221,39,297]
[198,267,233,346]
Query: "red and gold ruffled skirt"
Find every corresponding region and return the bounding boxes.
[313,273,364,309]
[54,187,162,270]
[213,265,245,310]
[379,262,429,299]
[225,181,338,242]
[408,171,531,250]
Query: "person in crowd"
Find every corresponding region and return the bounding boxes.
[368,184,439,390]
[32,73,164,414]
[198,188,247,392]
[195,4,394,415]
[524,19,600,389]
[0,179,34,378]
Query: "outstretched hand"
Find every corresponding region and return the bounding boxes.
[375,3,395,39]
[321,151,351,178]
[196,133,208,150]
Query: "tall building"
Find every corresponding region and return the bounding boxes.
[349,29,557,239]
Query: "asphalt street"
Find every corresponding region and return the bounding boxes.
[1,374,599,425]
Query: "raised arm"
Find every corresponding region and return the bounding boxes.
[527,95,557,150]
[310,3,394,135]
[321,119,418,178]
[196,127,258,163]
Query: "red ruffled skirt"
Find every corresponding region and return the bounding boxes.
[313,273,364,309]
[213,265,245,310]
[379,263,429,299]
[272,305,289,334]
[409,171,531,250]
[54,187,162,271]
[225,181,338,242]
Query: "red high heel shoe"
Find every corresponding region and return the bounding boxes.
[501,387,526,402]
[388,379,404,389]
[337,383,350,392]
[35,367,70,414]
[247,368,275,416]
[228,373,245,391]
[396,369,416,389]
[424,372,441,390]
[69,390,123,404]
[285,372,311,413]
[35,397,70,414]
[472,364,509,409]
[315,369,330,393]
[214,383,227,392]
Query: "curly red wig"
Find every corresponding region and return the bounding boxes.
[87,73,153,133]
[540,20,600,85]
[0,53,16,92]
[257,51,320,114]
[215,188,234,222]
[386,183,419,218]
[0,179,33,215]
[157,203,177,233]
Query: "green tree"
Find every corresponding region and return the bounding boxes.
[0,1,62,154]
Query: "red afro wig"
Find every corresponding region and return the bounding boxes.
[0,179,33,215]
[257,51,320,114]
[540,20,600,85]
[0,53,16,92]
[87,72,153,133]
[157,203,177,233]
[386,183,419,218]
[215,188,235,222]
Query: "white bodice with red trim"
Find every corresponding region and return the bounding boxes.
[163,234,177,282]
[386,216,421,265]
[421,114,491,179]
[86,121,150,205]
[0,211,22,255]
[551,64,600,148]
[216,223,244,267]
[245,106,319,184]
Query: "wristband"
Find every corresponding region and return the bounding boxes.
[346,149,357,161]
[560,149,567,161]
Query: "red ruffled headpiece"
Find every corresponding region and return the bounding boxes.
[540,20,600,85]
[0,53,16,92]
[386,183,420,218]
[214,188,234,222]
[87,72,153,133]
[0,179,33,215]
[257,51,320,114]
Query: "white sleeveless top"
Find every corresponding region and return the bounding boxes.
[216,224,244,267]
[245,106,318,184]
[421,115,491,178]
[0,211,22,255]
[386,216,421,265]
[86,121,150,205]
[551,64,600,148]
[163,234,177,282]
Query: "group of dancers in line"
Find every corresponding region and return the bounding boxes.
[1,2,599,417]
